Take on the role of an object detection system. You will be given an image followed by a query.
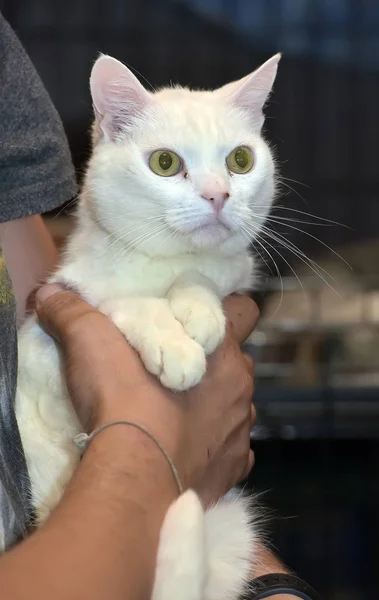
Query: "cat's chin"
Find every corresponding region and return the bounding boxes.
[187,222,231,248]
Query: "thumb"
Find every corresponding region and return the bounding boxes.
[35,283,98,343]
[223,294,259,345]
[35,282,67,306]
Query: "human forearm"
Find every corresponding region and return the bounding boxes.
[0,425,178,600]
[251,542,297,600]
[252,541,290,578]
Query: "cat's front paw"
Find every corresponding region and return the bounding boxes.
[100,297,206,391]
[168,289,226,355]
[147,332,206,391]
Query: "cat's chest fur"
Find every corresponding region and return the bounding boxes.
[54,225,254,305]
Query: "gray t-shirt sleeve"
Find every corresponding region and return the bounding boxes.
[0,14,77,549]
[0,12,78,223]
[0,253,32,551]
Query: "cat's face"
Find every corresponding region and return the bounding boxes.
[86,54,279,256]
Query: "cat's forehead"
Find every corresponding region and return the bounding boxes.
[146,86,249,146]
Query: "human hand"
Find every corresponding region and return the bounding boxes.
[190,294,258,505]
[36,285,258,501]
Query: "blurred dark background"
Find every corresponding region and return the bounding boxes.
[2,1,378,597]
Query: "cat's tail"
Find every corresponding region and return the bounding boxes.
[203,491,257,600]
[151,490,256,600]
[152,490,206,600]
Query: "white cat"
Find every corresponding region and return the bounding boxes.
[15,53,280,599]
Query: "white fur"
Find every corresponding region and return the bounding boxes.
[152,491,256,600]
[15,54,280,598]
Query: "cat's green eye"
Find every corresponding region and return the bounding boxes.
[149,150,182,177]
[226,146,254,174]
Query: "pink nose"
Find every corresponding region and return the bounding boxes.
[201,189,230,213]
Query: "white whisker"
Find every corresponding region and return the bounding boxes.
[278,176,310,189]
[254,225,341,297]
[271,205,350,228]
[278,180,309,206]
[239,224,284,317]
[254,215,352,270]
[101,217,166,256]
[242,222,308,305]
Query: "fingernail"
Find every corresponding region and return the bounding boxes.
[36,283,66,307]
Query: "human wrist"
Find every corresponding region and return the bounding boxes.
[91,387,187,475]
[83,414,183,504]
[252,542,289,578]
[250,544,303,599]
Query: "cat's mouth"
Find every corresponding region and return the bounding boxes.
[194,221,229,231]
[183,219,232,247]
[185,215,232,234]
[167,212,234,246]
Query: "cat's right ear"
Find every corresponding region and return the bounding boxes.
[90,54,153,143]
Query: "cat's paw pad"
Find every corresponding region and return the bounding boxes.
[145,335,206,391]
[170,297,226,355]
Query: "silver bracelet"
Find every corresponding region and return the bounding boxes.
[74,421,183,495]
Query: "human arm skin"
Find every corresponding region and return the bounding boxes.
[0,425,179,600]
[0,215,58,324]
[0,287,258,600]
[250,541,299,600]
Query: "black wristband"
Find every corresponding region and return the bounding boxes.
[247,573,323,600]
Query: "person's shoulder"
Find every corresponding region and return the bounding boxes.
[0,12,78,222]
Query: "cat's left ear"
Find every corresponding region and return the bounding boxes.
[216,54,281,130]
